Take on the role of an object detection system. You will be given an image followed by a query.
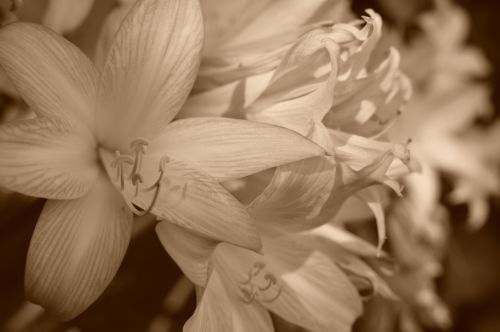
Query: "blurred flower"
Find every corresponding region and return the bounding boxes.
[0,0,325,319]
[391,0,499,231]
[345,0,500,331]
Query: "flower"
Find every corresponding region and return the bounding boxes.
[157,220,363,332]
[188,8,415,252]
[0,0,325,319]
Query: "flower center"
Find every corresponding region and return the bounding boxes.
[110,138,170,216]
[238,262,281,304]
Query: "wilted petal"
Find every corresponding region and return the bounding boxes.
[156,221,217,286]
[324,48,412,136]
[149,118,325,182]
[330,129,417,178]
[185,270,274,332]
[246,29,341,140]
[97,0,204,149]
[43,0,94,34]
[248,129,415,233]
[25,172,133,319]
[0,117,97,199]
[0,23,98,129]
[355,186,387,253]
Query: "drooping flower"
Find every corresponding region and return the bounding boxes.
[186,8,416,252]
[0,0,325,319]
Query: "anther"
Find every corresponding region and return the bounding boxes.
[110,138,171,217]
[129,138,149,153]
[238,261,281,304]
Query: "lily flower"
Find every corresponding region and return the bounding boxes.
[0,0,324,319]
[224,11,415,252]
[157,221,363,332]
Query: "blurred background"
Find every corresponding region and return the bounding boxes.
[0,0,499,331]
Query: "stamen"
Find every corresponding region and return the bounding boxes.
[238,262,282,304]
[110,139,173,217]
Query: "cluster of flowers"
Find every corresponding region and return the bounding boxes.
[0,0,497,331]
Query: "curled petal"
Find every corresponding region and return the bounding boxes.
[25,172,133,319]
[246,30,341,141]
[354,186,387,254]
[330,129,418,178]
[0,118,97,199]
[325,48,412,136]
[97,0,204,149]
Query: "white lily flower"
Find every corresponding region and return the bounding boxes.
[157,222,362,332]
[0,0,325,319]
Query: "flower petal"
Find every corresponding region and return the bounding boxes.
[93,1,135,69]
[217,0,340,48]
[156,220,217,286]
[96,0,204,149]
[0,117,98,199]
[149,118,325,182]
[245,29,341,139]
[247,156,335,232]
[184,270,274,332]
[354,186,387,254]
[149,160,261,250]
[25,172,133,319]
[0,22,98,129]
